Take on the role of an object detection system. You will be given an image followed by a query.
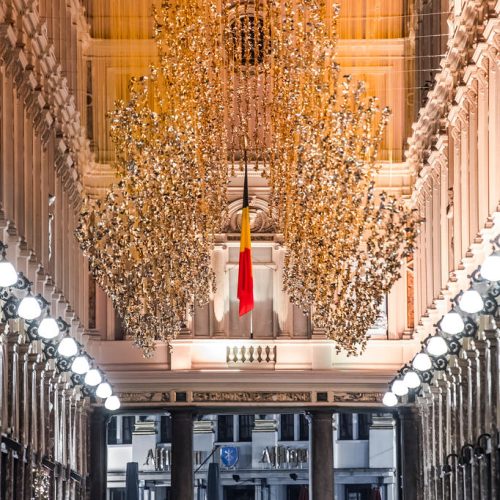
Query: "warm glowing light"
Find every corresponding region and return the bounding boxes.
[96,382,112,399]
[0,260,18,287]
[17,295,42,320]
[71,356,90,375]
[440,312,464,335]
[382,392,398,407]
[458,290,484,314]
[403,370,421,389]
[412,353,432,372]
[57,337,78,357]
[426,336,448,357]
[105,395,121,411]
[84,369,102,386]
[38,317,59,339]
[480,255,500,281]
[391,380,409,397]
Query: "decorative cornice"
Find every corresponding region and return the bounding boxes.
[0,0,93,211]
[192,391,312,403]
[408,0,499,206]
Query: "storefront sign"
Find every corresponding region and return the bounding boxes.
[144,447,171,471]
[260,445,308,468]
[220,446,239,468]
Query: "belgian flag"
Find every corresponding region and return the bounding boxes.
[237,161,254,316]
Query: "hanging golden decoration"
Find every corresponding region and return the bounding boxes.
[77,0,418,356]
[76,1,227,355]
[264,2,419,353]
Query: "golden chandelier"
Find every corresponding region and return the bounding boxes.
[76,0,418,356]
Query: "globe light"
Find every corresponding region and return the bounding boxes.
[71,356,90,375]
[382,392,398,407]
[426,336,449,357]
[391,380,409,397]
[403,370,421,389]
[458,290,484,314]
[96,382,112,399]
[38,317,60,339]
[412,352,432,372]
[440,312,464,335]
[84,369,102,386]
[57,337,78,357]
[0,260,18,287]
[104,395,121,411]
[480,255,500,282]
[17,294,42,320]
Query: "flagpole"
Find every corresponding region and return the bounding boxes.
[250,309,253,340]
[243,140,254,341]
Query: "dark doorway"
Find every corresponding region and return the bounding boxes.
[345,484,373,500]
[287,484,309,500]
[224,485,255,500]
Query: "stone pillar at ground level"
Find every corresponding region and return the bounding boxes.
[399,407,424,500]
[171,409,194,500]
[309,410,334,500]
[89,407,108,500]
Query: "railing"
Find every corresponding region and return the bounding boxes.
[226,345,277,365]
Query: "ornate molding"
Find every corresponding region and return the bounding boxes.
[408,0,497,207]
[119,392,171,403]
[192,391,312,403]
[332,392,383,403]
[225,197,276,234]
[0,0,92,210]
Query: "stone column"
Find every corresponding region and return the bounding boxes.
[171,410,194,500]
[308,410,333,500]
[89,407,108,500]
[399,407,424,500]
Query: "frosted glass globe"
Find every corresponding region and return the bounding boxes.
[382,392,398,407]
[403,370,421,389]
[480,255,500,281]
[440,312,464,335]
[391,380,409,397]
[57,337,78,357]
[104,395,121,411]
[84,369,102,386]
[38,317,60,339]
[71,356,90,375]
[426,336,448,357]
[0,261,18,287]
[96,382,112,399]
[412,352,432,372]
[17,296,42,320]
[458,290,483,314]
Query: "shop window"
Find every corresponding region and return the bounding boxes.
[357,414,372,441]
[287,485,309,500]
[280,414,295,441]
[122,416,135,444]
[224,485,255,500]
[109,489,126,500]
[339,413,372,441]
[338,413,353,440]
[345,484,372,500]
[160,415,172,443]
[238,415,255,442]
[298,414,309,441]
[107,416,118,445]
[218,415,234,442]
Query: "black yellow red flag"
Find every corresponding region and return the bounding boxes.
[237,161,254,316]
